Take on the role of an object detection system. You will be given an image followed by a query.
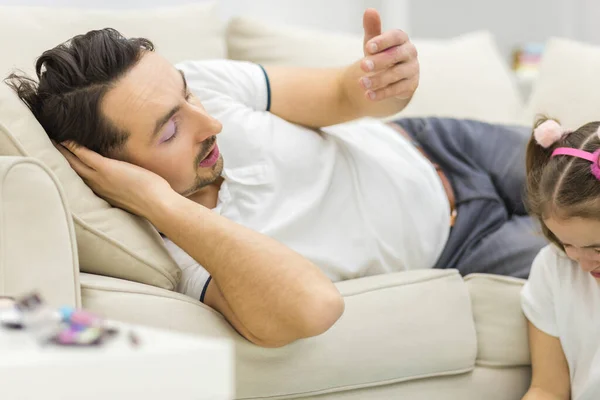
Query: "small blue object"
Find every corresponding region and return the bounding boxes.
[58,306,75,322]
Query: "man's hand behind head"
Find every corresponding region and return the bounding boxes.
[55,141,176,220]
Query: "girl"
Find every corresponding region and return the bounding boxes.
[522,118,600,400]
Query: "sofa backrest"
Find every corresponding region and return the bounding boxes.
[522,37,600,129]
[0,3,225,79]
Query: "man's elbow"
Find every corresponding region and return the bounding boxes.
[251,290,345,348]
[299,289,345,337]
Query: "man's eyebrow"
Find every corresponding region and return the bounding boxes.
[179,69,188,94]
[151,69,188,141]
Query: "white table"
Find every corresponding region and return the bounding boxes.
[0,320,234,400]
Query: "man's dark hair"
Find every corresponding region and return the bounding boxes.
[4,28,154,156]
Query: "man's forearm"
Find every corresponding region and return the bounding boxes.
[265,65,364,128]
[265,62,411,129]
[148,193,344,343]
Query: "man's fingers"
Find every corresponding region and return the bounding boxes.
[61,141,104,170]
[361,42,417,73]
[364,76,419,101]
[365,29,409,55]
[362,8,382,51]
[359,60,419,92]
[54,142,96,179]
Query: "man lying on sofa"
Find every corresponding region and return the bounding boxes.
[6,9,545,347]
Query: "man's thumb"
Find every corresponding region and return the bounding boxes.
[363,8,382,47]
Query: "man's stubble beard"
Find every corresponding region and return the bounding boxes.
[180,154,224,198]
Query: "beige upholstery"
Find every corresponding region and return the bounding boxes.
[310,367,531,400]
[466,274,531,367]
[0,3,225,79]
[522,37,600,129]
[227,16,364,67]
[235,271,476,399]
[0,4,557,399]
[0,157,80,308]
[78,269,529,400]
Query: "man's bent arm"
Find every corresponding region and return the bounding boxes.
[150,193,345,347]
[264,9,419,128]
[265,63,413,128]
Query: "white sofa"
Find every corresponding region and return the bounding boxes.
[2,3,599,399]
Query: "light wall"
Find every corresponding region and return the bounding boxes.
[579,0,600,44]
[410,0,599,60]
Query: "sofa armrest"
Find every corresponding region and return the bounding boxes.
[0,156,80,308]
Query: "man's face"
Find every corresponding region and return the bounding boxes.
[101,52,223,196]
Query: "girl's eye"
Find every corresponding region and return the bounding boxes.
[185,91,193,102]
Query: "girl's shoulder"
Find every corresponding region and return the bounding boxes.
[530,244,586,290]
[535,244,572,266]
[521,244,579,338]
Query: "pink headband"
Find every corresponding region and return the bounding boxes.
[534,119,600,180]
[551,148,600,180]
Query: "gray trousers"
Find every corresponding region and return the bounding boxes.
[396,118,546,279]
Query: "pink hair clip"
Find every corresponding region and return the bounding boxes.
[551,126,600,181]
[534,120,569,148]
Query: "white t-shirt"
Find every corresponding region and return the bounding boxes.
[521,245,600,400]
[165,59,450,301]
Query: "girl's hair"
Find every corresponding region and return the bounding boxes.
[525,116,600,249]
[4,28,154,156]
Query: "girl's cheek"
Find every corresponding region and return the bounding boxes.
[565,248,578,261]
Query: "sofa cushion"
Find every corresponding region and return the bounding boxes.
[465,274,530,367]
[522,38,600,129]
[79,273,233,338]
[0,2,225,79]
[238,270,477,398]
[227,17,523,125]
[82,269,477,399]
[0,81,180,290]
[300,367,531,400]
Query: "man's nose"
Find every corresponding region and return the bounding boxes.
[206,116,223,136]
[193,111,223,142]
